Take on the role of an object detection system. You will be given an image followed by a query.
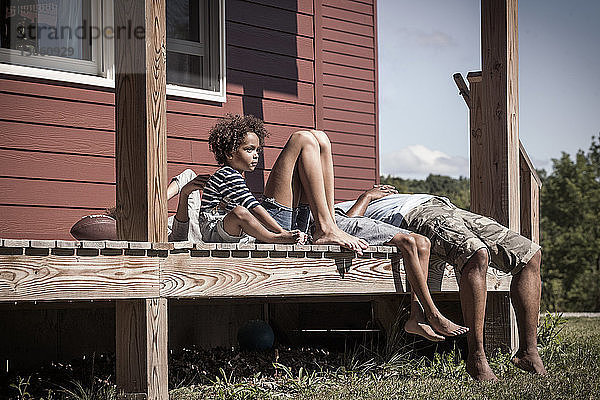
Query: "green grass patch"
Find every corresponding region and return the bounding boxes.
[4,316,600,399]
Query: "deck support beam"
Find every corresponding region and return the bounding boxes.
[469,0,521,355]
[474,0,520,231]
[114,0,168,398]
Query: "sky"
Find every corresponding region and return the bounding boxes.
[377,0,600,179]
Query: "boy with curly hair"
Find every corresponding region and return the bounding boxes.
[170,114,368,252]
[171,114,305,244]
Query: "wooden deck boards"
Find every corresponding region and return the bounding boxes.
[0,240,512,303]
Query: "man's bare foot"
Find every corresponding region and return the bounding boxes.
[512,349,547,375]
[313,227,368,255]
[466,352,498,382]
[404,318,445,342]
[426,312,469,337]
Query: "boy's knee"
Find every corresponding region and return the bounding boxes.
[291,130,319,148]
[309,130,332,150]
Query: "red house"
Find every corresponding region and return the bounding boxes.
[0,0,379,240]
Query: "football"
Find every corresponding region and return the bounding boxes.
[70,214,117,241]
[237,320,275,351]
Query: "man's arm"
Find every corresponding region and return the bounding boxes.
[345,185,398,217]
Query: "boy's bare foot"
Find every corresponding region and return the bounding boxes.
[313,227,368,255]
[426,312,469,337]
[274,230,306,244]
[512,349,547,375]
[404,318,445,342]
[466,352,498,381]
[293,231,308,245]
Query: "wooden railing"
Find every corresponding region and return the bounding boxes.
[519,142,542,244]
[454,72,542,244]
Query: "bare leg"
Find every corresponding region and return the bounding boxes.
[389,233,468,338]
[222,206,302,244]
[511,250,547,375]
[460,249,498,381]
[307,130,336,216]
[402,234,445,341]
[264,130,367,253]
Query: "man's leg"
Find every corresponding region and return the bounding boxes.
[387,232,468,338]
[459,249,498,381]
[263,130,367,252]
[402,234,444,341]
[401,199,498,380]
[455,207,546,376]
[511,250,547,374]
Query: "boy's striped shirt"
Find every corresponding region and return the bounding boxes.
[200,166,259,212]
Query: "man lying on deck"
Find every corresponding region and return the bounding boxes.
[335,191,547,381]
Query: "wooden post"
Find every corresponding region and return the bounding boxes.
[468,0,522,355]
[114,0,168,398]
[478,0,520,231]
[484,292,518,354]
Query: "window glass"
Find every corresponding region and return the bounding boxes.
[167,51,202,88]
[166,0,200,42]
[166,0,219,92]
[1,0,93,61]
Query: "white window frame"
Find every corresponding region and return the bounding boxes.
[0,0,115,87]
[166,0,226,103]
[0,0,226,103]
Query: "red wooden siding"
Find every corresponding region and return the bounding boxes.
[0,0,379,239]
[315,0,378,201]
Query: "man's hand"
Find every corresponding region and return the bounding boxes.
[180,174,211,197]
[362,184,398,201]
[345,184,398,218]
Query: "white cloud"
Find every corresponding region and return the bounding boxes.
[381,145,469,179]
[388,28,457,49]
[415,30,456,48]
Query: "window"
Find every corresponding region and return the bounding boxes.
[0,0,225,101]
[0,0,113,86]
[166,0,225,102]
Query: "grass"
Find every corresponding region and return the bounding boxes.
[4,316,600,400]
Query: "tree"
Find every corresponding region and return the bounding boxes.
[380,174,470,210]
[540,136,600,311]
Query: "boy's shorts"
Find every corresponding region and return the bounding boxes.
[402,198,541,274]
[334,210,410,245]
[261,198,311,233]
[199,211,254,243]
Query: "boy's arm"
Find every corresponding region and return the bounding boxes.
[250,205,286,233]
[345,185,398,217]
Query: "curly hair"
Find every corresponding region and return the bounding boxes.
[208,114,269,165]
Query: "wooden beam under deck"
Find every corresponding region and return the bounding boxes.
[0,242,512,303]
